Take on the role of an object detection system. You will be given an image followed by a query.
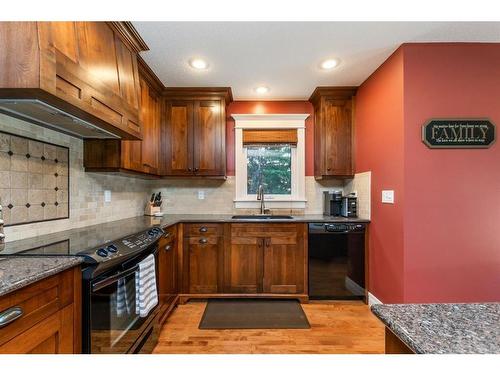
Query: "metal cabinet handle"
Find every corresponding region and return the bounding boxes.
[165,245,172,251]
[199,226,208,233]
[188,168,192,172]
[265,238,271,247]
[199,238,208,244]
[194,167,199,172]
[0,307,23,328]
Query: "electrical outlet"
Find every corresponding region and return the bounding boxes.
[198,190,205,200]
[381,190,394,204]
[104,190,112,203]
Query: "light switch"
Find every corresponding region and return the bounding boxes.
[104,190,112,203]
[381,190,394,204]
[198,190,205,200]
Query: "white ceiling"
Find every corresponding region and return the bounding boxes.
[133,22,500,100]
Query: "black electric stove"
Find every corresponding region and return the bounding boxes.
[0,217,166,353]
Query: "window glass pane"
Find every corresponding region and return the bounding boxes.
[247,144,292,195]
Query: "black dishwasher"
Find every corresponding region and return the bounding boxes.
[308,223,366,300]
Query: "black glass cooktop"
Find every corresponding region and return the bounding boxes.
[0,216,162,257]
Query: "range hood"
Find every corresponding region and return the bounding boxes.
[0,99,121,139]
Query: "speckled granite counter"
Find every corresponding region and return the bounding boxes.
[158,214,370,226]
[371,303,500,354]
[0,214,369,256]
[0,256,83,297]
[0,214,368,297]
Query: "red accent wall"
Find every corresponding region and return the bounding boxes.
[226,101,314,176]
[402,43,500,302]
[354,48,406,303]
[355,43,500,303]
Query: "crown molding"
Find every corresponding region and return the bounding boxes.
[108,22,149,53]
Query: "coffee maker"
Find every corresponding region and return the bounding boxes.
[323,191,358,218]
[323,191,343,216]
[341,194,358,218]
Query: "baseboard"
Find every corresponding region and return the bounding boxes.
[344,276,365,296]
[368,292,382,306]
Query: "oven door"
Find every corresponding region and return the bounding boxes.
[89,250,159,354]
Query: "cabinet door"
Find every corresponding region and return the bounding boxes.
[139,76,161,174]
[164,100,194,175]
[193,100,226,176]
[224,235,264,293]
[323,98,353,176]
[184,236,221,294]
[263,224,306,294]
[158,229,177,298]
[38,22,142,139]
[0,306,74,354]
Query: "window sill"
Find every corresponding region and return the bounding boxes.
[233,199,307,209]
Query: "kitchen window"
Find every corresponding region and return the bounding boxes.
[232,114,309,209]
[247,144,292,195]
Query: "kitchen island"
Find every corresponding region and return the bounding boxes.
[371,303,500,354]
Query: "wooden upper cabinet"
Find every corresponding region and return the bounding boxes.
[193,100,226,176]
[164,100,194,176]
[309,87,357,179]
[0,21,147,140]
[83,57,163,177]
[163,88,232,177]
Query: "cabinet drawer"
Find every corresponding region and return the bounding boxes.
[187,236,220,246]
[0,268,76,347]
[185,223,223,237]
[231,223,298,238]
[162,225,177,244]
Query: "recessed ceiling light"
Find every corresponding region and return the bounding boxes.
[320,58,339,70]
[189,58,209,70]
[254,86,270,94]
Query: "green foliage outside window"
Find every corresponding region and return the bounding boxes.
[247,144,292,195]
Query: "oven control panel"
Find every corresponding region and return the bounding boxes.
[80,226,164,263]
[121,227,164,250]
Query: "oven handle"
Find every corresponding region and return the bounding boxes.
[92,265,139,292]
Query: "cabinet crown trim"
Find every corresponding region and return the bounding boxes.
[232,114,309,122]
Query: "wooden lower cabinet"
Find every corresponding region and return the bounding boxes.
[384,327,415,354]
[157,225,179,324]
[182,224,225,294]
[224,234,264,293]
[263,226,306,294]
[0,267,81,354]
[225,223,307,295]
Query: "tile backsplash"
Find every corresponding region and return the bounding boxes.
[0,113,151,242]
[0,130,70,225]
[0,114,372,242]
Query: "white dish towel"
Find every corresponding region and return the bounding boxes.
[135,254,158,318]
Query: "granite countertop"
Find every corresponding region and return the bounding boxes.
[371,303,500,354]
[0,214,368,297]
[0,256,83,298]
[158,213,370,228]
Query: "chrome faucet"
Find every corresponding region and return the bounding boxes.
[256,184,269,215]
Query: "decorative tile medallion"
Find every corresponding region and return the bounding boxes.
[0,131,69,226]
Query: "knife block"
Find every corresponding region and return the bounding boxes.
[144,203,161,216]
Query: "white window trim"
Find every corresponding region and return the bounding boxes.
[232,113,309,209]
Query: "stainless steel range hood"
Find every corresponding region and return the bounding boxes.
[0,99,121,139]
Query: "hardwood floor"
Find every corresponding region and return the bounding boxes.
[153,301,385,354]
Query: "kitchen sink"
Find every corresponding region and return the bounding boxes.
[231,215,294,220]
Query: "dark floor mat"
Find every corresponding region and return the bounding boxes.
[199,299,311,329]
